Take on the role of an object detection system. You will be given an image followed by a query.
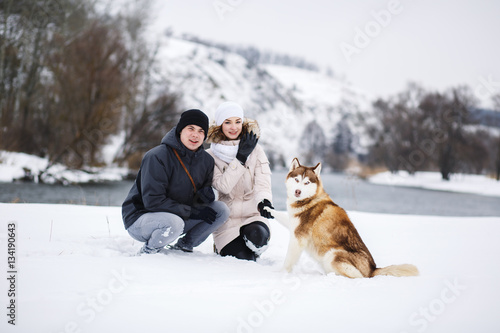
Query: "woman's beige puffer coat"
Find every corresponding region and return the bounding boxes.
[206,118,273,252]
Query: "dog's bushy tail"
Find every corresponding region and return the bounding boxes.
[373,264,419,277]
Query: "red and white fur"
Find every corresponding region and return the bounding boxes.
[265,158,419,278]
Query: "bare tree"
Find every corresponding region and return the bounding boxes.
[326,115,354,171]
[0,0,72,152]
[419,86,477,180]
[42,19,129,168]
[118,91,180,169]
[366,83,428,173]
[493,93,500,180]
[299,120,327,166]
[113,0,180,168]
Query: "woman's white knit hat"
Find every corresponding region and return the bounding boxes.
[215,101,244,126]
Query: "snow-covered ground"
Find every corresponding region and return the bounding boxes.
[369,171,500,197]
[1,203,499,333]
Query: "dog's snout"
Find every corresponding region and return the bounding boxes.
[295,189,301,197]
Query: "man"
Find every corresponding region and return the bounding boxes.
[122,109,229,254]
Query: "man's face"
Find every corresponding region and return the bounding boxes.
[179,124,205,151]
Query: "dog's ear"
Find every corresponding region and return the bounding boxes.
[313,162,322,177]
[290,158,301,172]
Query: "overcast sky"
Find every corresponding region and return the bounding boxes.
[146,0,500,107]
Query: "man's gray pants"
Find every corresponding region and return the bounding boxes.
[127,201,229,250]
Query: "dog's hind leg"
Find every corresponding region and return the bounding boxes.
[330,251,364,278]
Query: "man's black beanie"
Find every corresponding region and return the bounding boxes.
[175,109,209,140]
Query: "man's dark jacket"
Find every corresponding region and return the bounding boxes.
[122,127,214,229]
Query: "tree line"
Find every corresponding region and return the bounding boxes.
[0,0,180,173]
[302,83,500,180]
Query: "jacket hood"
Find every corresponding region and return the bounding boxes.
[206,118,261,144]
[161,127,182,148]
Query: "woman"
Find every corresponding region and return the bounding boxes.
[207,101,274,261]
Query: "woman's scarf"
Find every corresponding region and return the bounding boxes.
[211,141,239,164]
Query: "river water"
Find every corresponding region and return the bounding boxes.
[1,171,499,216]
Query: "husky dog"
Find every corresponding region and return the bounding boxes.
[265,158,419,278]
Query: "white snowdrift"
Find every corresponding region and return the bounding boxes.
[0,151,128,184]
[369,171,500,197]
[1,203,499,333]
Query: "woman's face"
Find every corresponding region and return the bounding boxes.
[221,117,243,140]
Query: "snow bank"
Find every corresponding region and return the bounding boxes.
[0,151,128,184]
[1,203,499,333]
[369,171,500,197]
[0,151,48,182]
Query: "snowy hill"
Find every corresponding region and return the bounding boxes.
[264,64,374,154]
[1,203,499,332]
[154,37,371,166]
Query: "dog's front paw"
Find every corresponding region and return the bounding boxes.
[263,206,274,214]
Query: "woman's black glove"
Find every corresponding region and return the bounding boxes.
[258,199,274,219]
[236,131,258,165]
[190,206,217,224]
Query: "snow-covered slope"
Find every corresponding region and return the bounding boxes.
[154,37,371,166]
[265,64,374,154]
[1,203,499,332]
